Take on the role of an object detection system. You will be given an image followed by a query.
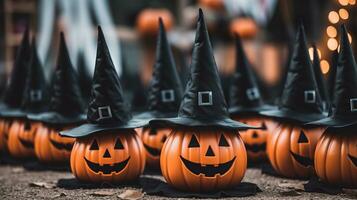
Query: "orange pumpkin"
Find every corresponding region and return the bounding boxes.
[34,124,75,163]
[234,116,269,162]
[7,120,41,158]
[70,129,145,183]
[199,0,225,10]
[160,128,247,192]
[138,127,171,168]
[314,130,357,188]
[267,122,325,178]
[0,119,12,151]
[136,8,174,36]
[229,18,258,39]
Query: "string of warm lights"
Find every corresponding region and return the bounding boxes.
[308,0,355,74]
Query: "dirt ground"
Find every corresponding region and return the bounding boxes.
[0,161,356,200]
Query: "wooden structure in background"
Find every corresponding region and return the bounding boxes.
[4,0,37,74]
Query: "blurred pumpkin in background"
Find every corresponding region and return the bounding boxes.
[199,0,225,10]
[230,18,258,39]
[6,38,49,158]
[27,32,86,163]
[0,28,31,152]
[136,8,174,37]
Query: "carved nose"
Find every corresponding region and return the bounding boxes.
[103,149,111,158]
[205,146,215,157]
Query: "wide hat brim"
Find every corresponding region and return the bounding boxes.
[305,115,357,128]
[60,118,150,138]
[27,112,86,125]
[149,116,258,130]
[134,111,177,120]
[229,104,276,116]
[0,108,27,118]
[260,108,327,123]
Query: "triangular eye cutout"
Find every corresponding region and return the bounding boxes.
[219,134,230,147]
[261,122,267,130]
[298,131,308,143]
[90,139,99,150]
[188,135,200,148]
[114,138,124,149]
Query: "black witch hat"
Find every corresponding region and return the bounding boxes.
[149,9,254,130]
[77,52,93,104]
[307,25,357,128]
[228,33,275,115]
[1,38,49,118]
[60,26,149,138]
[136,18,183,120]
[0,27,31,113]
[27,33,85,124]
[260,24,325,123]
[312,44,329,112]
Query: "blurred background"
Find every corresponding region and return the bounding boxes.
[0,0,355,111]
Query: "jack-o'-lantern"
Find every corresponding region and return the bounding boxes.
[228,33,275,162]
[230,18,258,39]
[6,38,49,158]
[61,26,149,183]
[34,124,76,162]
[267,123,325,178]
[70,130,145,182]
[27,32,86,163]
[160,128,247,192]
[235,118,269,161]
[135,18,182,168]
[136,8,173,37]
[261,24,327,178]
[0,27,30,152]
[7,120,41,157]
[138,127,171,167]
[150,9,254,192]
[307,25,357,188]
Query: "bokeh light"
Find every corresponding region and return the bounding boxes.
[338,0,349,6]
[339,8,349,20]
[349,0,356,5]
[320,60,330,74]
[328,11,339,24]
[348,33,352,43]
[308,47,322,60]
[326,26,337,38]
[328,38,338,51]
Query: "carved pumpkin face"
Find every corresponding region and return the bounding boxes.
[7,119,41,158]
[267,122,326,178]
[314,130,357,188]
[234,116,269,162]
[70,129,145,183]
[161,128,247,192]
[136,8,173,37]
[34,124,75,163]
[0,119,13,151]
[138,127,171,168]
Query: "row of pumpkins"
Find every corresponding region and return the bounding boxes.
[0,9,356,192]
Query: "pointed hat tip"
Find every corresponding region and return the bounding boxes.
[97,25,104,39]
[198,8,204,21]
[158,17,165,32]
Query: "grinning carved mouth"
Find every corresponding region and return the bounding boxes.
[290,151,314,167]
[180,155,236,177]
[348,154,357,167]
[18,138,34,149]
[143,143,161,156]
[84,156,130,175]
[245,143,266,153]
[49,138,73,151]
